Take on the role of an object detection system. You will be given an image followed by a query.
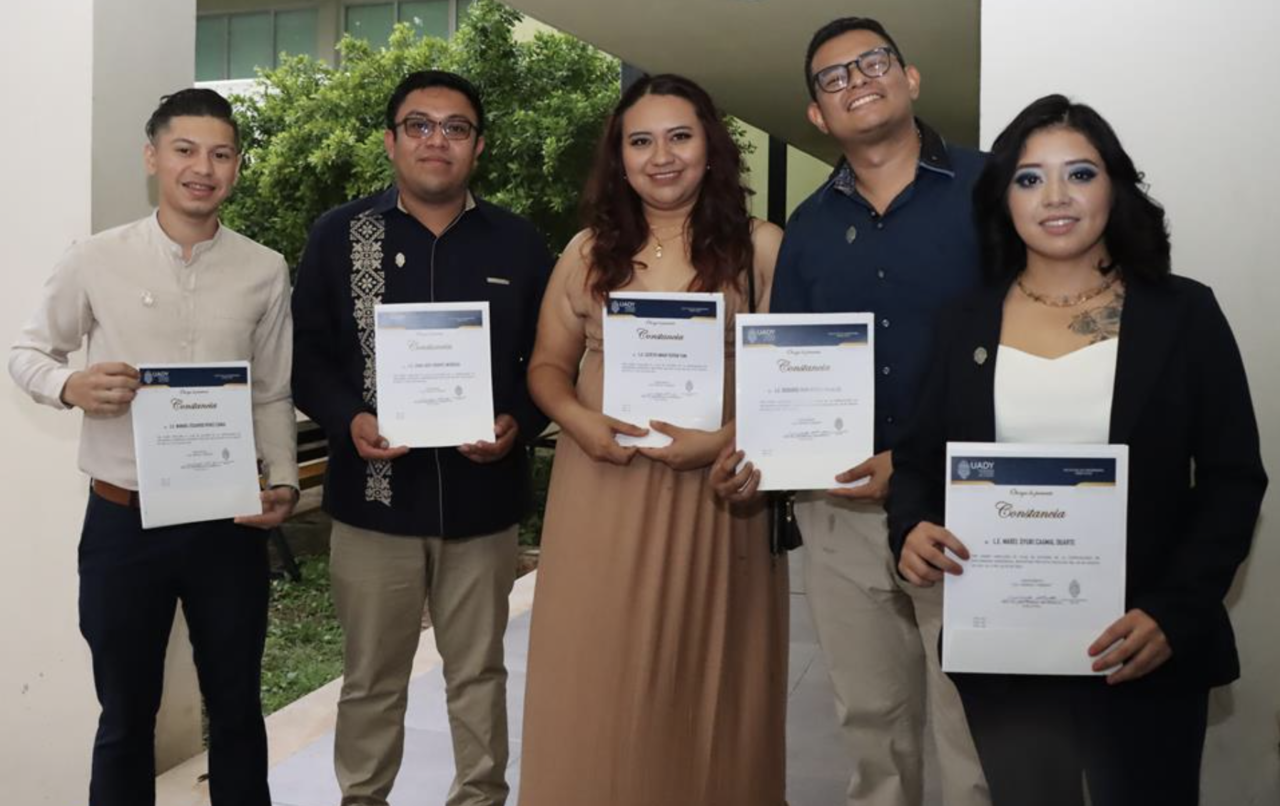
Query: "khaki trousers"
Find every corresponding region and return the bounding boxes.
[329,520,518,806]
[796,495,989,806]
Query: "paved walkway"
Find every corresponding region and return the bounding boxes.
[159,549,942,805]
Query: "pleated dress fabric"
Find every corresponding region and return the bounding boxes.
[518,277,789,806]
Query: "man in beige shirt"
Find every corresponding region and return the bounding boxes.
[8,89,295,806]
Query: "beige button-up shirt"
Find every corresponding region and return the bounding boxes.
[8,212,298,490]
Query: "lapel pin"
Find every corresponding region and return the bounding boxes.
[141,290,155,307]
[845,225,858,244]
[395,252,406,268]
[973,346,988,365]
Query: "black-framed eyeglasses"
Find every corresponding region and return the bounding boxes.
[396,115,477,141]
[811,47,898,94]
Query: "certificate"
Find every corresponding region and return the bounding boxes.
[942,442,1129,675]
[602,292,724,448]
[735,313,874,490]
[374,302,495,448]
[131,362,263,529]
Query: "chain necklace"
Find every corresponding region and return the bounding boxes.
[1016,273,1115,308]
[649,224,685,260]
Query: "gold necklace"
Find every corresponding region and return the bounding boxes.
[650,224,685,260]
[1016,273,1115,308]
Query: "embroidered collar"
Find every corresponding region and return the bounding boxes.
[372,186,478,216]
[829,118,956,198]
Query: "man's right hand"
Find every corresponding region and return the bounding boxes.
[61,362,140,417]
[351,412,410,461]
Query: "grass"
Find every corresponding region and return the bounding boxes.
[261,555,345,715]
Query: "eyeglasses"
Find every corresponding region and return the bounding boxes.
[811,47,898,94]
[395,115,477,141]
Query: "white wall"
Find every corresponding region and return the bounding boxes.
[0,0,199,798]
[981,2,1279,803]
[0,2,100,801]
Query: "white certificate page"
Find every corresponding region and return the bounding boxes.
[735,314,874,491]
[942,442,1129,675]
[374,302,495,448]
[131,362,263,530]
[602,292,724,448]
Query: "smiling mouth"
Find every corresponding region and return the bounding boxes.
[183,181,216,195]
[649,169,683,181]
[1040,217,1079,232]
[846,93,883,111]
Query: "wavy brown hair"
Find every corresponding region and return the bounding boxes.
[582,74,755,299]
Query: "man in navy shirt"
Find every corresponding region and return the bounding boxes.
[717,18,988,806]
[292,71,551,806]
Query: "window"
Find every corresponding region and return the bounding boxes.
[343,0,456,46]
[196,8,319,81]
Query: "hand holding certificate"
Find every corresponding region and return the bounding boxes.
[131,362,263,529]
[734,314,875,491]
[374,302,495,448]
[602,292,724,448]
[940,443,1129,675]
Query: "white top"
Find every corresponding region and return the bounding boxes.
[994,339,1118,444]
[8,212,298,490]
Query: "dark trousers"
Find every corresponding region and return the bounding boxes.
[953,673,1209,806]
[78,490,271,806]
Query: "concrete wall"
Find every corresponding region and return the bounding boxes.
[0,0,200,798]
[981,1,1279,802]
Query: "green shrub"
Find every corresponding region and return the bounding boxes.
[222,0,621,268]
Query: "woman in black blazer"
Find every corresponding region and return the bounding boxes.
[887,95,1267,806]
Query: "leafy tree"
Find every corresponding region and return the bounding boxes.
[222,0,621,268]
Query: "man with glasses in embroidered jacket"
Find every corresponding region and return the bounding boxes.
[714,17,990,806]
[291,70,551,806]
[9,89,296,806]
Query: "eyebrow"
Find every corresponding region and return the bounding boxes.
[627,125,695,136]
[169,137,236,150]
[402,112,472,121]
[1015,159,1101,170]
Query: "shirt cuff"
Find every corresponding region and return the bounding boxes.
[39,367,76,411]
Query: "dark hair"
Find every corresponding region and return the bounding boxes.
[385,70,485,136]
[581,74,754,299]
[974,94,1171,285]
[145,89,240,149]
[804,17,907,101]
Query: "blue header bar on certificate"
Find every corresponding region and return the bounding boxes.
[742,323,869,348]
[607,296,718,320]
[138,366,249,388]
[950,456,1117,486]
[376,309,485,330]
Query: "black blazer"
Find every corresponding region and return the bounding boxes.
[887,275,1267,687]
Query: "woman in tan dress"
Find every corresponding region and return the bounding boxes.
[518,74,789,806]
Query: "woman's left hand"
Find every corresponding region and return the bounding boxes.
[1088,608,1172,684]
[638,421,729,471]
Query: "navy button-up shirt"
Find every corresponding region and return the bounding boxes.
[292,188,553,538]
[770,120,986,453]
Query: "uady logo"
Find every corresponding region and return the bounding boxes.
[956,458,996,480]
